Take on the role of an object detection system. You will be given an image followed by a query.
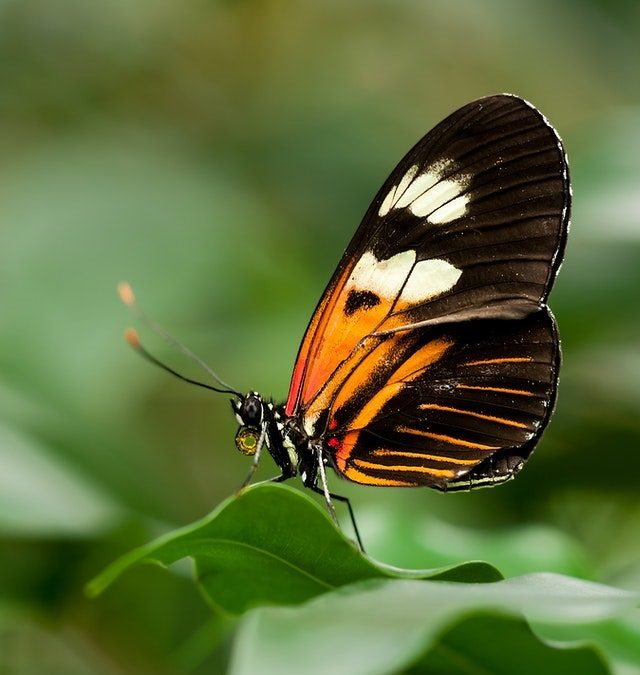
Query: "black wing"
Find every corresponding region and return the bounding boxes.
[287,94,570,422]
[366,93,570,328]
[326,310,560,488]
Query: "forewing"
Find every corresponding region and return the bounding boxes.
[325,310,559,488]
[286,95,569,420]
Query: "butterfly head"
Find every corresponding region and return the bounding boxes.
[231,392,264,456]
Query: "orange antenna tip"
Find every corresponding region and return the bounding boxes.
[118,281,136,307]
[124,327,140,348]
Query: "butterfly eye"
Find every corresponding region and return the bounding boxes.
[240,393,263,425]
[235,427,260,456]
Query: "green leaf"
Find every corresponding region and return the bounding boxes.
[230,575,638,675]
[87,484,500,613]
[408,613,609,675]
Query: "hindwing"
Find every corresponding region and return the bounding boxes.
[325,310,559,488]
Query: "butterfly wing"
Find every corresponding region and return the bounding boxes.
[285,94,570,442]
[324,309,559,488]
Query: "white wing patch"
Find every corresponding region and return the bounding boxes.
[400,258,462,303]
[395,171,440,210]
[349,250,415,300]
[378,161,470,224]
[428,195,469,224]
[348,250,462,305]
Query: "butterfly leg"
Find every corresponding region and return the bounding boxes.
[311,444,365,552]
[309,485,365,553]
[313,444,339,524]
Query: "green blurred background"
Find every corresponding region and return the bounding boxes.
[1,0,640,673]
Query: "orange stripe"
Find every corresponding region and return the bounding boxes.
[457,384,534,397]
[463,357,532,366]
[349,382,404,431]
[303,333,384,436]
[353,459,455,478]
[372,448,476,466]
[418,403,528,429]
[348,338,453,431]
[330,337,402,423]
[395,425,500,450]
[388,338,454,384]
[343,464,415,487]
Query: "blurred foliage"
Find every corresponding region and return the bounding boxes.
[1,0,640,673]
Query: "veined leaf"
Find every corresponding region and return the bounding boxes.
[87,483,500,613]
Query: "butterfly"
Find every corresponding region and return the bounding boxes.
[121,94,570,550]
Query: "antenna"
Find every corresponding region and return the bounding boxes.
[118,282,242,398]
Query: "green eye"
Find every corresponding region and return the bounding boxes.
[235,427,259,456]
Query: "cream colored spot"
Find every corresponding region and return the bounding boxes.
[395,164,419,199]
[410,180,469,220]
[377,158,470,223]
[349,250,416,300]
[349,250,461,307]
[428,194,469,223]
[377,164,419,217]
[378,189,395,217]
[395,171,440,209]
[399,258,462,303]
